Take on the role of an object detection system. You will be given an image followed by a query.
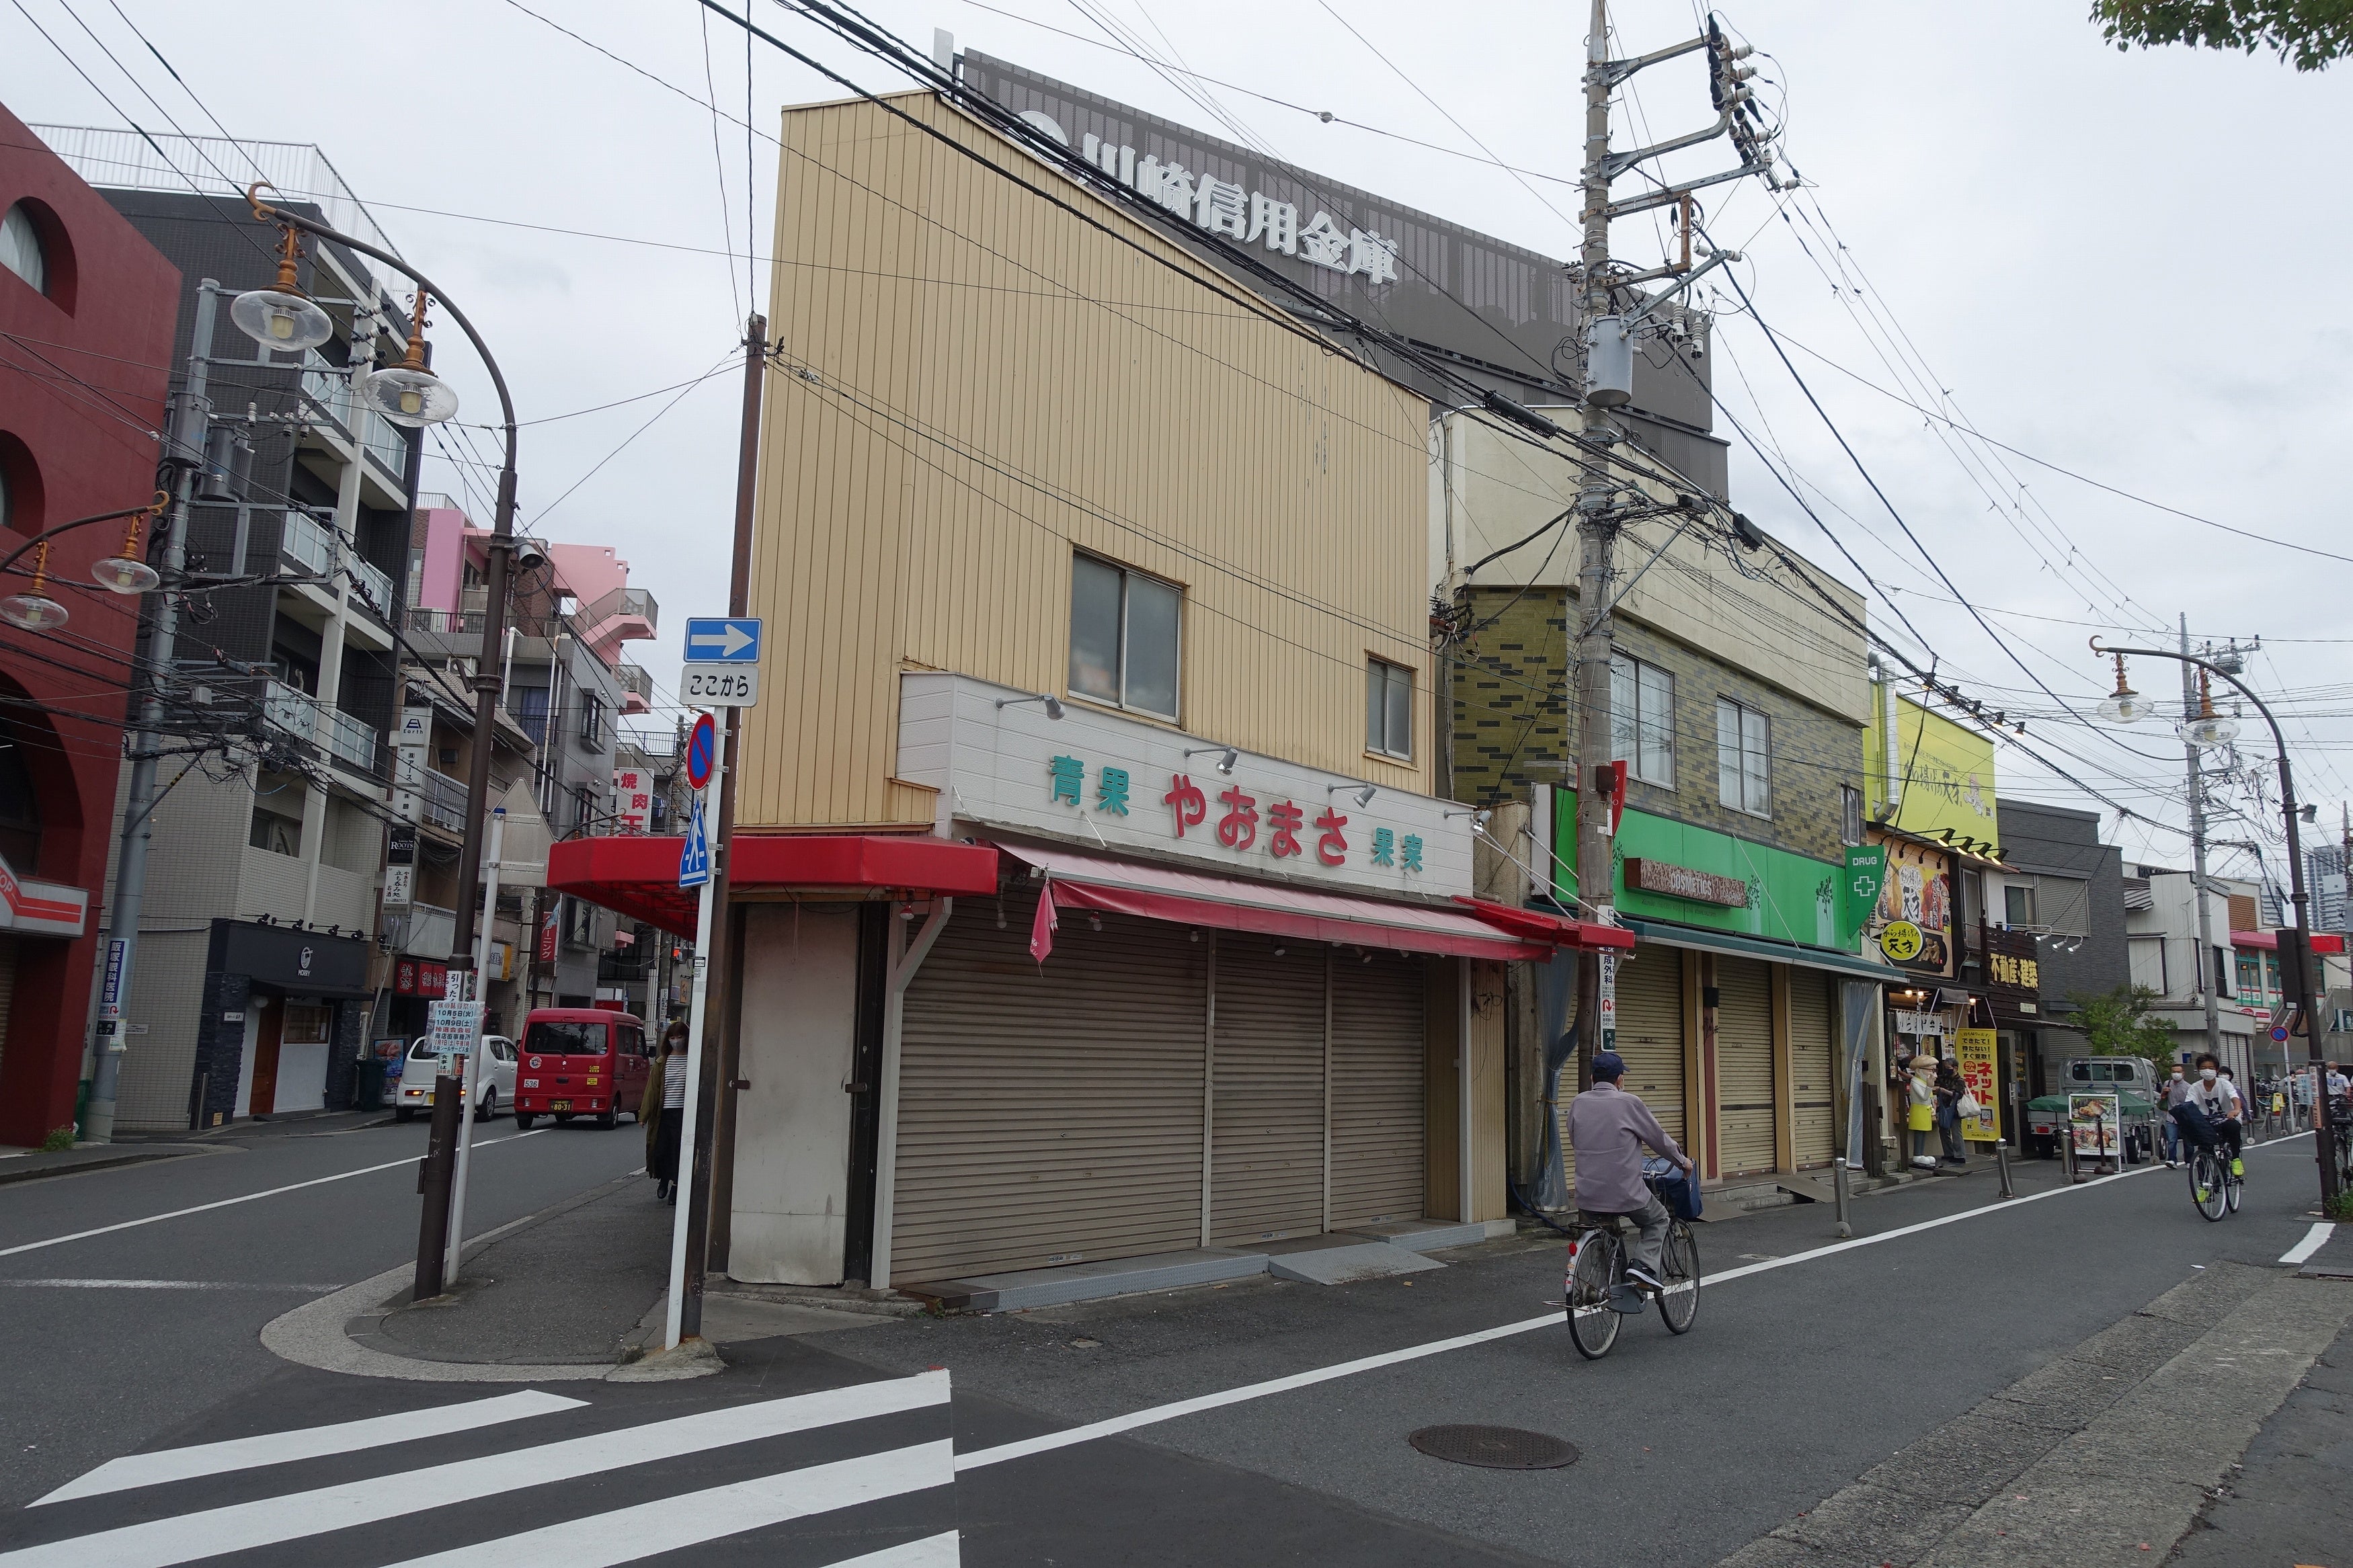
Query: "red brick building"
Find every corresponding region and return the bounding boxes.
[0,105,180,1146]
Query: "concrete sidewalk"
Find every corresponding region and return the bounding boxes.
[0,1141,218,1186]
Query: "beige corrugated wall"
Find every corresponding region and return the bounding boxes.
[741,91,1433,829]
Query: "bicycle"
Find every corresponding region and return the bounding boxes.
[2185,1131,2241,1221]
[1564,1167,1700,1360]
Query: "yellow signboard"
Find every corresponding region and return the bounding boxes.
[1869,696,1999,850]
[1878,920,1923,963]
[1954,1026,2000,1143]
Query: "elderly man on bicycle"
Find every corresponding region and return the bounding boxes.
[1567,1049,1695,1293]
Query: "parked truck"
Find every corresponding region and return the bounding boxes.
[2025,1056,2164,1163]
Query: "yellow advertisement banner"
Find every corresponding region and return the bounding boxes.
[1954,1027,2000,1143]
[1871,696,1999,850]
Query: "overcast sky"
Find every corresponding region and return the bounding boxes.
[8,1,2347,888]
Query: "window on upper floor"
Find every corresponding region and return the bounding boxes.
[2004,883,2037,927]
[1,204,48,296]
[1367,657,1413,760]
[1840,785,1865,846]
[580,692,605,748]
[1715,698,1770,817]
[2236,952,2262,997]
[1611,653,1675,787]
[1068,552,1179,721]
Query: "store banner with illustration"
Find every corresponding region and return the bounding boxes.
[1868,695,2000,850]
[1868,831,1956,977]
[1954,1027,2000,1143]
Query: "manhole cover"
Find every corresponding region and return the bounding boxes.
[1408,1425,1580,1470]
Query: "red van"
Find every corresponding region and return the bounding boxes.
[512,1007,651,1130]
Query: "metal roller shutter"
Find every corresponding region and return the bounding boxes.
[1789,969,1836,1169]
[1715,956,1777,1176]
[1209,934,1326,1246]
[1614,946,1685,1145]
[893,891,1207,1282]
[0,935,15,1086]
[1328,951,1425,1230]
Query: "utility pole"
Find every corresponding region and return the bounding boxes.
[88,282,216,1143]
[2180,615,2221,1067]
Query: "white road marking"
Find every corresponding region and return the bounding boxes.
[36,1391,588,1506]
[2280,1221,2336,1265]
[957,1158,2206,1471]
[0,1280,343,1292]
[0,1130,548,1260]
[374,1440,957,1567]
[0,1372,947,1568]
[829,1533,962,1567]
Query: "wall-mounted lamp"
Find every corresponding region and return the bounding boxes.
[1330,782,1378,808]
[996,692,1065,720]
[1443,807,1492,828]
[1185,744,1238,776]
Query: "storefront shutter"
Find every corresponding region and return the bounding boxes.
[1328,951,1425,1229]
[1715,955,1777,1176]
[1209,933,1326,1247]
[1613,946,1686,1145]
[893,893,1207,1283]
[1788,968,1836,1169]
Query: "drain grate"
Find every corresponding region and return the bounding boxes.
[1408,1424,1581,1470]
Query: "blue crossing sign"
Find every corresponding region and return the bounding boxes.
[678,798,711,889]
[683,618,762,663]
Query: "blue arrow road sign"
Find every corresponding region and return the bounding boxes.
[678,798,712,889]
[683,617,762,663]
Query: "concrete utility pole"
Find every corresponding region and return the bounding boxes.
[1568,0,1623,1095]
[87,282,216,1143]
[2180,615,2221,1066]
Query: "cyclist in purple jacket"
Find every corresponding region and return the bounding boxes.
[1567,1050,1693,1292]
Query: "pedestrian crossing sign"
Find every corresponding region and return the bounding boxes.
[678,800,711,889]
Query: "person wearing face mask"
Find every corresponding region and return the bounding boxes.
[2187,1053,2243,1178]
[2160,1063,2192,1167]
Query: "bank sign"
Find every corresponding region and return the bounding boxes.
[898,673,1471,899]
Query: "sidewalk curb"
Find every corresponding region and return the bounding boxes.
[260,1173,718,1384]
[0,1145,225,1187]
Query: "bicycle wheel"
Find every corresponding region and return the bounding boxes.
[2225,1152,2243,1213]
[1658,1221,1700,1335]
[2190,1150,2227,1221]
[1566,1233,1622,1360]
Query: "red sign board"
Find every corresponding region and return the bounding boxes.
[392,960,449,998]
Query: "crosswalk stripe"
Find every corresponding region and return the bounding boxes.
[373,1440,957,1567]
[34,1392,590,1507]
[2280,1221,2334,1264]
[826,1534,961,1567]
[0,1372,949,1568]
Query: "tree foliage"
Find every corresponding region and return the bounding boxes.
[2091,1,2353,70]
[2073,984,2180,1073]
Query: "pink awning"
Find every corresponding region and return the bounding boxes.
[1006,843,1556,963]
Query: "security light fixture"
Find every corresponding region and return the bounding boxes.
[996,692,1066,720]
[1185,744,1238,776]
[1330,782,1378,808]
[229,224,334,355]
[1443,807,1492,828]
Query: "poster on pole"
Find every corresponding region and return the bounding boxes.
[428,999,483,1079]
[1954,1026,2001,1143]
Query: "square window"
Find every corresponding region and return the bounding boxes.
[1610,653,1675,787]
[1716,698,1770,816]
[1067,553,1180,720]
[1367,658,1412,759]
[2003,883,2036,927]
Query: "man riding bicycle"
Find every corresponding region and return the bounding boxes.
[1566,1050,1693,1294]
[2182,1054,2243,1178]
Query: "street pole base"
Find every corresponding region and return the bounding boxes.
[611,1337,724,1383]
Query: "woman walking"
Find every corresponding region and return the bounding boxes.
[643,1020,689,1204]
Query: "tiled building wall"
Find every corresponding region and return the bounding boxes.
[1449,586,1866,863]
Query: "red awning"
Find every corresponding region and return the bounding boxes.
[1007,843,1560,963]
[547,833,1002,937]
[1451,895,1635,952]
[2231,929,2346,954]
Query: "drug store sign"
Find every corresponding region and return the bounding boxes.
[898,673,1470,900]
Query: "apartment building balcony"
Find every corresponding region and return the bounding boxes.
[298,353,409,501]
[262,679,381,776]
[578,585,657,663]
[616,662,653,716]
[278,509,397,651]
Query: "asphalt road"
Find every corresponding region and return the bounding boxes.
[1,1121,2340,1566]
[0,1112,645,1513]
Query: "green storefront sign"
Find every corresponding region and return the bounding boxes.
[1552,792,1865,950]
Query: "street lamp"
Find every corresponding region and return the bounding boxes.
[0,541,67,630]
[2175,669,2241,749]
[0,496,171,629]
[362,290,461,427]
[227,223,335,354]
[2091,637,2341,1203]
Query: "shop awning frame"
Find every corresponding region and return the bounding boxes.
[1008,843,1564,963]
[547,833,1003,937]
[1619,916,1911,985]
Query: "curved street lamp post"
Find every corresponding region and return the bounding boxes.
[2092,639,2342,1204]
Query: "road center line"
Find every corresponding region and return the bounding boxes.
[955,1146,2307,1472]
[0,1279,346,1291]
[0,1130,547,1260]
